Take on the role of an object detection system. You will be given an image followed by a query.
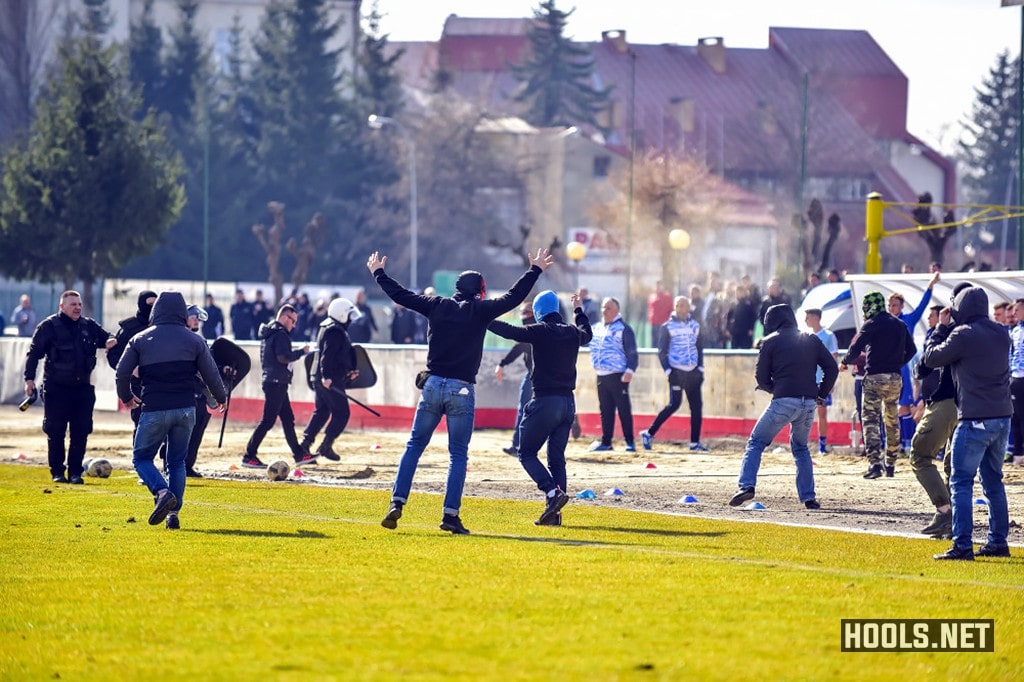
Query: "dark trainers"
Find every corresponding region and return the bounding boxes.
[804,499,821,510]
[571,417,581,439]
[186,468,203,478]
[535,512,562,526]
[884,465,895,477]
[440,514,470,535]
[68,475,84,485]
[52,474,68,483]
[538,489,570,525]
[863,464,883,479]
[641,430,653,450]
[241,455,265,469]
[588,442,613,452]
[920,510,952,536]
[729,487,755,507]
[624,442,637,452]
[381,501,403,530]
[316,445,341,462]
[294,452,317,466]
[165,513,180,530]
[149,489,178,526]
[934,545,974,561]
[690,442,709,452]
[502,446,518,456]
[975,543,1011,558]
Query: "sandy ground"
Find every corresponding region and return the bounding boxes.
[2,405,1022,545]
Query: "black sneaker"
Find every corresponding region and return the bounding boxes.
[502,446,518,456]
[975,543,1011,558]
[241,455,265,469]
[863,464,883,479]
[538,489,570,525]
[535,512,562,526]
[440,514,470,535]
[165,513,180,530]
[381,501,403,530]
[934,545,974,561]
[728,487,755,507]
[884,465,895,477]
[920,510,952,536]
[294,452,318,467]
[804,499,820,510]
[68,475,84,485]
[52,474,68,483]
[317,445,341,462]
[149,489,178,526]
[186,468,203,478]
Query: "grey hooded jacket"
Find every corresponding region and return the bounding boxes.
[922,287,1011,420]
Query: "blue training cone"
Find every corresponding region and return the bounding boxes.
[679,495,699,504]
[576,489,596,500]
[745,501,767,510]
[605,487,625,496]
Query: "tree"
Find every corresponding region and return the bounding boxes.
[0,0,62,147]
[160,0,208,128]
[127,0,163,116]
[911,192,957,267]
[0,0,184,312]
[509,1,612,132]
[357,1,404,118]
[958,51,1018,207]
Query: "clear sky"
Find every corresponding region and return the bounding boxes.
[375,0,1019,154]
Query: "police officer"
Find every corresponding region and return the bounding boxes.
[24,290,115,483]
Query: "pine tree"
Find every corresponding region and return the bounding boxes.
[127,0,163,115]
[160,0,209,127]
[357,1,404,118]
[510,1,612,131]
[958,51,1019,206]
[0,0,184,310]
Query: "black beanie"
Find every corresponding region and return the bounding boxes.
[455,271,485,299]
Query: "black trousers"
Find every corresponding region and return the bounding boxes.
[596,373,634,446]
[647,368,704,442]
[245,381,301,457]
[303,383,351,445]
[1011,377,1024,456]
[41,383,95,478]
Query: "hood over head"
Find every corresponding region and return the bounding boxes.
[763,304,797,334]
[951,286,989,325]
[151,291,187,326]
[137,290,157,322]
[454,271,486,301]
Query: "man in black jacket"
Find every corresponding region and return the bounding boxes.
[840,291,916,479]
[107,290,157,429]
[728,304,838,509]
[923,286,1012,560]
[241,305,312,468]
[24,290,116,483]
[494,303,535,456]
[489,290,592,525]
[300,298,360,461]
[369,248,552,534]
[115,292,226,529]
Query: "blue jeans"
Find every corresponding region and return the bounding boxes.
[510,373,533,451]
[392,375,475,515]
[517,394,575,493]
[737,396,816,502]
[134,406,196,513]
[949,417,1010,550]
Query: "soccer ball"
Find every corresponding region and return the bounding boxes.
[267,460,291,481]
[85,458,112,478]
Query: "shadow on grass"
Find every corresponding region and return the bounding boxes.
[569,525,728,538]
[188,528,329,539]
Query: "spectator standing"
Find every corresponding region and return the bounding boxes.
[758,278,792,324]
[229,289,254,341]
[347,288,378,343]
[202,294,224,340]
[589,297,639,452]
[647,280,674,346]
[240,305,313,468]
[641,296,707,452]
[390,303,420,343]
[12,295,37,337]
[805,308,839,454]
[923,286,1012,560]
[252,289,274,328]
[370,249,552,535]
[728,304,838,509]
[115,292,226,529]
[577,287,601,326]
[727,284,758,349]
[840,292,916,479]
[23,291,115,483]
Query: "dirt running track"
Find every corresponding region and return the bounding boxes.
[1,406,1021,547]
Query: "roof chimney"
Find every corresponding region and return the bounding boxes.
[697,36,726,74]
[602,29,629,54]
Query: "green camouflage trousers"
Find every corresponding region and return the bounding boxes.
[862,372,901,466]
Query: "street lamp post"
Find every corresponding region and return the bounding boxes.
[368,114,418,290]
[566,240,587,290]
[668,228,691,293]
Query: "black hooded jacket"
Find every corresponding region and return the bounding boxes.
[115,292,226,412]
[755,304,838,399]
[373,265,541,383]
[258,320,306,383]
[488,308,593,396]
[922,287,1012,420]
[107,290,156,370]
[841,310,916,374]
